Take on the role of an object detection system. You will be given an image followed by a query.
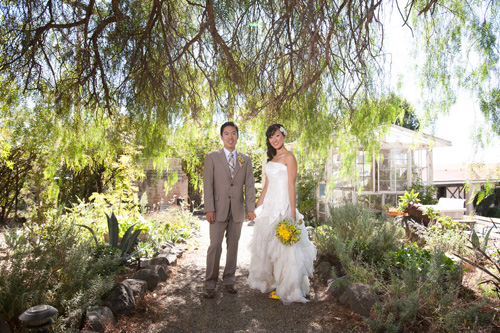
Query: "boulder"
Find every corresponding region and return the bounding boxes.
[132,269,159,291]
[407,203,431,226]
[166,254,178,266]
[103,282,136,316]
[122,279,148,298]
[400,217,427,246]
[169,248,183,258]
[150,255,169,266]
[153,265,169,282]
[327,275,350,298]
[342,283,378,318]
[85,306,116,332]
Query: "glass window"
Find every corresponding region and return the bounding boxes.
[411,150,428,185]
[319,183,326,197]
[378,149,408,191]
[357,151,373,191]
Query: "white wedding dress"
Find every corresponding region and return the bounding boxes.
[247,161,317,304]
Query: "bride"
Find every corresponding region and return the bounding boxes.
[247,124,317,304]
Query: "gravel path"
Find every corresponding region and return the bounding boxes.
[113,217,367,332]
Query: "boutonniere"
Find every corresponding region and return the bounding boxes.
[237,156,244,167]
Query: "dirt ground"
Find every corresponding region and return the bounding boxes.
[109,218,368,332]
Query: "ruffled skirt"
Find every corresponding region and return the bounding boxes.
[247,204,317,304]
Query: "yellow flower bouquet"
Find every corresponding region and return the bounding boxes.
[275,217,301,246]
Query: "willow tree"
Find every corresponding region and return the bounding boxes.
[0,2,410,125]
[0,0,499,185]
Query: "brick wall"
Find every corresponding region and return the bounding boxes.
[137,158,188,209]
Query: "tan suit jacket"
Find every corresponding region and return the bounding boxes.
[203,149,256,221]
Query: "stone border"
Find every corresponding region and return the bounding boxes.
[82,243,188,332]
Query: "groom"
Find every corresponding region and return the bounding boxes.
[203,121,256,299]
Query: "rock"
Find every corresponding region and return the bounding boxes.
[315,261,333,282]
[103,282,136,316]
[132,269,159,291]
[170,247,184,258]
[327,275,350,298]
[166,254,178,266]
[153,265,169,282]
[161,241,175,249]
[85,306,116,332]
[122,279,148,298]
[160,246,172,256]
[150,255,169,266]
[343,283,378,318]
[407,203,431,226]
[139,258,152,268]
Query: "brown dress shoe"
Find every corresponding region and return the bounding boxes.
[203,289,215,299]
[225,285,237,294]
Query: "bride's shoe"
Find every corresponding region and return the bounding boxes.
[269,291,280,300]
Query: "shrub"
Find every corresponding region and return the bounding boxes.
[314,202,404,268]
[387,243,460,280]
[136,207,200,258]
[296,170,318,222]
[368,244,463,331]
[423,226,473,258]
[439,299,497,331]
[0,216,121,330]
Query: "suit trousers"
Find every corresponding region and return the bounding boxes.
[205,210,243,290]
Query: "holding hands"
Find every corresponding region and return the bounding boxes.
[206,211,256,223]
[246,211,256,221]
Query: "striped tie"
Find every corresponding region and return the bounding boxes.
[228,153,235,179]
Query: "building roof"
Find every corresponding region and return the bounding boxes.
[434,163,500,185]
[380,124,452,150]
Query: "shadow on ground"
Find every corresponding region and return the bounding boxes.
[114,253,367,332]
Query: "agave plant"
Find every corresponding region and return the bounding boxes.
[105,212,142,261]
[77,212,142,263]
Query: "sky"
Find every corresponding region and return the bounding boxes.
[384,10,500,169]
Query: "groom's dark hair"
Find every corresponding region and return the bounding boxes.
[220,122,239,136]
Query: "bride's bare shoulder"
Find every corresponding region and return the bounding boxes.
[284,152,297,165]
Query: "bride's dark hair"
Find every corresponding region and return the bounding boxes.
[266,124,286,162]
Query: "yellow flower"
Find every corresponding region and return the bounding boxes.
[237,156,244,167]
[275,218,301,246]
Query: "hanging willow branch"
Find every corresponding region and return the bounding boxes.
[0,0,449,119]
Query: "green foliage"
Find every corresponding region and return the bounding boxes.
[368,244,463,331]
[314,202,404,266]
[410,178,438,205]
[388,243,459,277]
[440,299,497,332]
[470,226,493,255]
[105,212,142,261]
[423,207,440,224]
[390,94,420,130]
[296,168,319,222]
[412,0,500,137]
[398,190,420,212]
[0,147,36,223]
[455,231,500,300]
[0,217,120,329]
[137,208,200,257]
[139,191,148,214]
[423,226,473,258]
